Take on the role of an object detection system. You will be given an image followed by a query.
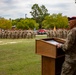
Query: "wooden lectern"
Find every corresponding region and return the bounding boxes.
[35,38,65,75]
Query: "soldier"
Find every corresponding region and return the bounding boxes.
[22,30,26,38]
[19,30,23,39]
[57,29,63,38]
[7,31,11,39]
[57,17,76,75]
[14,30,18,39]
[11,31,15,39]
[49,30,53,38]
[1,31,5,39]
[33,31,36,38]
[0,30,2,38]
[63,29,67,39]
[46,30,50,37]
[4,30,8,39]
[52,30,57,38]
[26,32,31,39]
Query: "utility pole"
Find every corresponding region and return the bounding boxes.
[25,14,27,19]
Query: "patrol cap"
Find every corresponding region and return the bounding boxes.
[68,16,76,21]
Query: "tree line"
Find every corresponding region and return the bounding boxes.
[0,4,68,30]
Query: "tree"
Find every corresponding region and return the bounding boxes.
[16,18,39,30]
[0,17,12,29]
[42,13,68,29]
[12,18,24,26]
[30,4,49,29]
[55,13,68,28]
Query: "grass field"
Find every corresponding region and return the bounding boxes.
[0,35,47,75]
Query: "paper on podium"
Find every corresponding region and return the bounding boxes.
[46,40,62,45]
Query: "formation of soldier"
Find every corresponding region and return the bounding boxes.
[46,29,70,39]
[0,29,36,39]
[0,29,70,39]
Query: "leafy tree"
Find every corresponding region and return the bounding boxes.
[56,14,68,28]
[42,13,68,29]
[30,4,49,29]
[16,22,24,29]
[0,17,12,29]
[16,18,39,30]
[12,18,24,26]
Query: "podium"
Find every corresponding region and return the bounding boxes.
[35,38,65,75]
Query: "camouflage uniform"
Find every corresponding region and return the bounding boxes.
[61,27,76,75]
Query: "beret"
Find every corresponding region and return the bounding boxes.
[68,17,76,21]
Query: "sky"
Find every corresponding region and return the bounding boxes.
[0,0,76,19]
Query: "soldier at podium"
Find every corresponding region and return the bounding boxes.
[57,17,76,75]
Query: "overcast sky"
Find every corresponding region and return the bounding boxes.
[0,0,76,19]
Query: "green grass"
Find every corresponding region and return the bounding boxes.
[0,35,47,75]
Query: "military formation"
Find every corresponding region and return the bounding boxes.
[0,29,36,39]
[46,29,70,39]
[0,29,70,39]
